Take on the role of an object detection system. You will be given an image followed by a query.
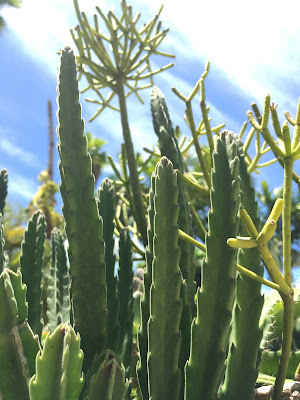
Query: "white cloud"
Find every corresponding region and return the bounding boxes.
[0,132,41,168]
[8,172,38,200]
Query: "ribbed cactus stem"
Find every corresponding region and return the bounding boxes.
[57,46,107,371]
[220,134,263,400]
[97,178,120,353]
[0,169,8,215]
[47,228,71,332]
[148,157,182,400]
[29,323,84,400]
[137,174,156,400]
[185,132,240,400]
[0,269,40,400]
[20,210,46,339]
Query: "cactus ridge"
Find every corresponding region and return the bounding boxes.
[47,228,71,332]
[220,132,264,400]
[97,178,120,353]
[0,168,8,215]
[147,157,183,400]
[29,323,84,400]
[186,131,240,400]
[20,210,46,338]
[57,46,107,372]
[0,269,40,399]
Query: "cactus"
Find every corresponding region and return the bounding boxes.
[117,229,134,372]
[136,174,156,400]
[84,350,128,400]
[147,157,183,400]
[19,210,46,339]
[0,268,40,400]
[220,134,264,400]
[57,46,107,372]
[0,168,8,215]
[2,2,300,396]
[0,214,5,272]
[29,323,84,400]
[47,228,71,332]
[97,178,120,353]
[185,132,240,400]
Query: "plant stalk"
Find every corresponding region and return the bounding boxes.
[272,156,294,400]
[117,81,148,246]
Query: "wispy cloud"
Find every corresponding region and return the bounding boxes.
[7,172,38,201]
[0,130,41,168]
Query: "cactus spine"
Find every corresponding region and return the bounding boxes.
[185,132,240,400]
[57,46,107,371]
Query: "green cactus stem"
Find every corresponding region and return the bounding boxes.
[150,88,195,394]
[97,178,120,353]
[117,229,134,373]
[84,349,128,400]
[0,214,5,272]
[136,174,155,400]
[0,269,40,400]
[147,157,182,400]
[185,131,240,400]
[47,228,71,332]
[220,134,263,400]
[0,168,8,215]
[57,46,107,372]
[29,323,84,400]
[20,210,46,339]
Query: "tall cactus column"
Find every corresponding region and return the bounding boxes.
[57,47,106,372]
[147,157,183,400]
[185,132,240,400]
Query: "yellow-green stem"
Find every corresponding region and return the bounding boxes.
[282,157,293,286]
[272,297,294,400]
[185,101,211,188]
[117,82,148,246]
[272,156,294,400]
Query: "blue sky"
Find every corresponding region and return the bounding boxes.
[0,0,300,207]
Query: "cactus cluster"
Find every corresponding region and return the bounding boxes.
[1,1,300,399]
